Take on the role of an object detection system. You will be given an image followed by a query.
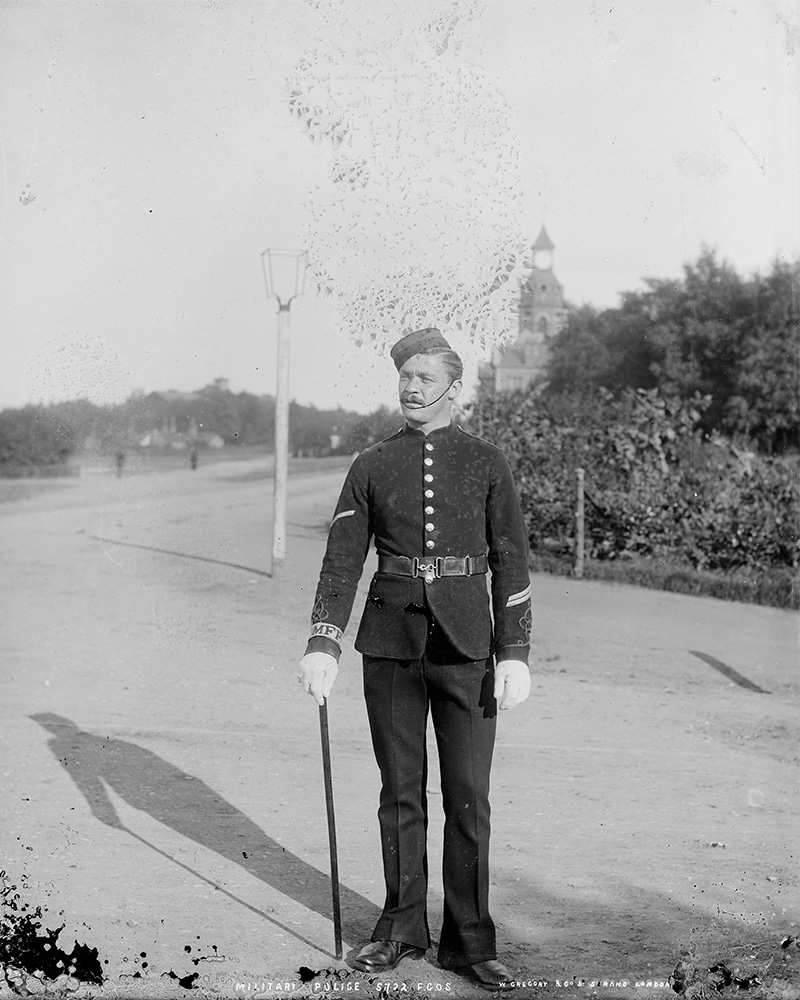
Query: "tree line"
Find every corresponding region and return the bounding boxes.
[0,387,404,472]
[545,249,798,454]
[1,248,796,474]
[469,250,798,605]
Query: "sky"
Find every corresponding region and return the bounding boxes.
[0,0,797,414]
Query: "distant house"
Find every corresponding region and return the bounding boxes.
[138,424,225,450]
[147,389,202,406]
[480,226,569,393]
[139,391,225,449]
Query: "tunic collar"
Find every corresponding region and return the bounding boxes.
[402,422,459,441]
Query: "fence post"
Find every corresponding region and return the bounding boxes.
[575,467,585,579]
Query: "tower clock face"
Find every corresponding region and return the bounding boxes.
[533,249,552,270]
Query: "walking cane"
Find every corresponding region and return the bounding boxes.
[318,701,343,960]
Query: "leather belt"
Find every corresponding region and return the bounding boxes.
[378,554,488,584]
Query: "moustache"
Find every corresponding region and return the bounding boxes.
[401,383,453,409]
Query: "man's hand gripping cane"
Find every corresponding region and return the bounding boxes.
[298,651,339,706]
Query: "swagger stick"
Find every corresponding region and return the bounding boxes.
[318,701,343,960]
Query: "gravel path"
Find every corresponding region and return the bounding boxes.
[1,458,797,999]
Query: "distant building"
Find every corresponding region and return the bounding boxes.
[138,419,225,451]
[139,391,225,450]
[146,390,202,406]
[480,226,569,393]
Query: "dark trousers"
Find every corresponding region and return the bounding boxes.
[362,627,498,967]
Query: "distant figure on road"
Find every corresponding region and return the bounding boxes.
[114,451,126,478]
[297,327,532,991]
[190,447,198,470]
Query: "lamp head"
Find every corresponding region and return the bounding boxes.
[261,249,308,307]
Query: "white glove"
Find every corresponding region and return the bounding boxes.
[297,651,339,706]
[493,659,531,711]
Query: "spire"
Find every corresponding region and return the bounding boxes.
[532,225,554,252]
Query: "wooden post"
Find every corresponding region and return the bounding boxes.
[272,305,291,576]
[575,467,585,579]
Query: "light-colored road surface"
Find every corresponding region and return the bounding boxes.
[1,457,798,999]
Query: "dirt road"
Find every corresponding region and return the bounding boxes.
[1,457,797,999]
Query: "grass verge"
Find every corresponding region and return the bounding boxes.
[530,552,799,610]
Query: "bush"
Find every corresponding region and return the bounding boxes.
[531,552,798,610]
[471,386,800,587]
[0,407,75,472]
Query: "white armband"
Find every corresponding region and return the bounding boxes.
[310,622,343,646]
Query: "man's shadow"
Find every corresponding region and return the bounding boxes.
[30,713,379,953]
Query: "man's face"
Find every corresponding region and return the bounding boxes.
[398,354,460,428]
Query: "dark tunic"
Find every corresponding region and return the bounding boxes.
[306,422,532,662]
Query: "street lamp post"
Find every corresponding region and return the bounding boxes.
[260,248,308,576]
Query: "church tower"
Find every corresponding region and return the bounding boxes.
[486,225,569,393]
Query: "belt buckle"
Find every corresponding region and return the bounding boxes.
[412,557,442,584]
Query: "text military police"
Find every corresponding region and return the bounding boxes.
[297,327,532,991]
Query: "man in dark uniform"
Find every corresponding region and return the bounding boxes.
[297,328,531,991]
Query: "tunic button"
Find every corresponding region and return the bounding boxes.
[426,540,435,549]
[425,506,434,514]
[425,489,434,498]
[424,474,434,482]
[424,458,433,466]
[425,523,435,532]
[425,443,433,451]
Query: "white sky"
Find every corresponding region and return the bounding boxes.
[1,0,797,413]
